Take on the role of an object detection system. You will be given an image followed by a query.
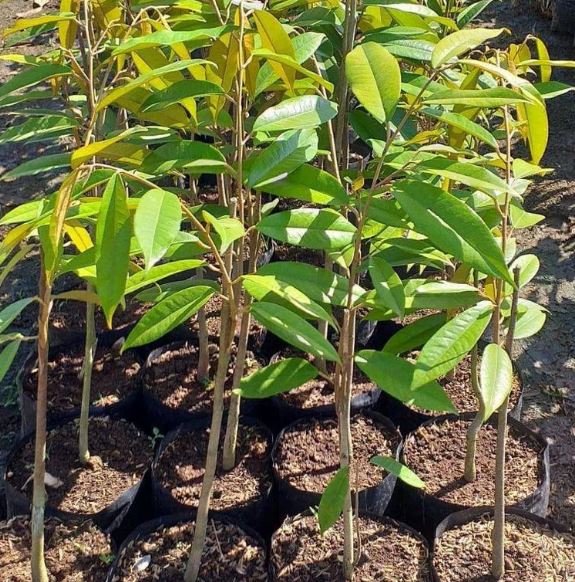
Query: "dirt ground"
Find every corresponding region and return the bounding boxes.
[0,0,573,530]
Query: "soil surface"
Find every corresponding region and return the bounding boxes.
[404,418,545,506]
[274,415,400,493]
[272,349,377,410]
[51,297,151,335]
[154,422,272,511]
[271,514,429,581]
[23,344,142,413]
[143,342,260,415]
[6,417,153,514]
[111,519,268,581]
[0,516,112,582]
[433,513,575,581]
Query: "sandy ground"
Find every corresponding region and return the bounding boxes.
[0,0,573,529]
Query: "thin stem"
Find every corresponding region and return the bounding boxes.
[79,284,97,464]
[464,342,483,482]
[30,263,51,582]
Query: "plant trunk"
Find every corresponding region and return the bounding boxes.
[79,284,97,463]
[491,268,521,579]
[464,343,482,482]
[337,309,356,580]
[184,302,235,582]
[222,306,251,471]
[31,267,51,582]
[196,269,210,384]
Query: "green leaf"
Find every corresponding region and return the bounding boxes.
[346,42,401,123]
[413,301,494,387]
[142,140,227,175]
[256,208,355,251]
[0,115,77,146]
[356,350,456,412]
[423,87,530,107]
[479,343,513,420]
[371,456,425,488]
[141,80,224,112]
[255,164,348,207]
[416,157,511,197]
[258,261,365,307]
[123,285,214,350]
[510,254,539,288]
[431,28,505,68]
[134,189,182,269]
[457,0,494,27]
[0,298,35,334]
[509,204,544,228]
[393,180,513,284]
[251,302,340,362]
[236,358,318,399]
[95,175,132,327]
[203,212,245,253]
[0,340,20,383]
[318,466,349,534]
[243,274,334,325]
[1,153,70,181]
[422,108,498,149]
[0,64,71,100]
[369,256,405,317]
[125,259,204,294]
[253,96,337,133]
[112,26,233,55]
[246,129,318,189]
[512,299,546,339]
[383,313,447,355]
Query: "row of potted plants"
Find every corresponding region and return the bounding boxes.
[0,0,574,580]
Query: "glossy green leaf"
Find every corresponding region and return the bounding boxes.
[346,42,401,123]
[356,350,456,412]
[318,466,349,534]
[246,129,318,189]
[371,456,425,488]
[256,164,347,206]
[432,28,505,68]
[510,254,539,288]
[243,274,334,325]
[142,141,227,175]
[203,212,244,253]
[0,64,70,100]
[134,189,182,269]
[479,343,513,420]
[1,153,70,180]
[95,175,131,327]
[393,180,513,284]
[112,26,232,55]
[141,80,224,112]
[457,0,494,27]
[251,302,340,362]
[236,358,318,399]
[422,108,498,149]
[125,260,204,294]
[512,299,546,339]
[0,297,35,334]
[257,208,355,251]
[0,340,20,383]
[383,313,447,354]
[0,115,77,146]
[413,301,494,387]
[123,285,214,350]
[369,256,405,317]
[253,96,337,133]
[259,261,365,307]
[424,88,530,107]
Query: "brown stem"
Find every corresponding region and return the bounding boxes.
[464,343,482,482]
[184,302,235,582]
[31,264,51,582]
[79,284,97,463]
